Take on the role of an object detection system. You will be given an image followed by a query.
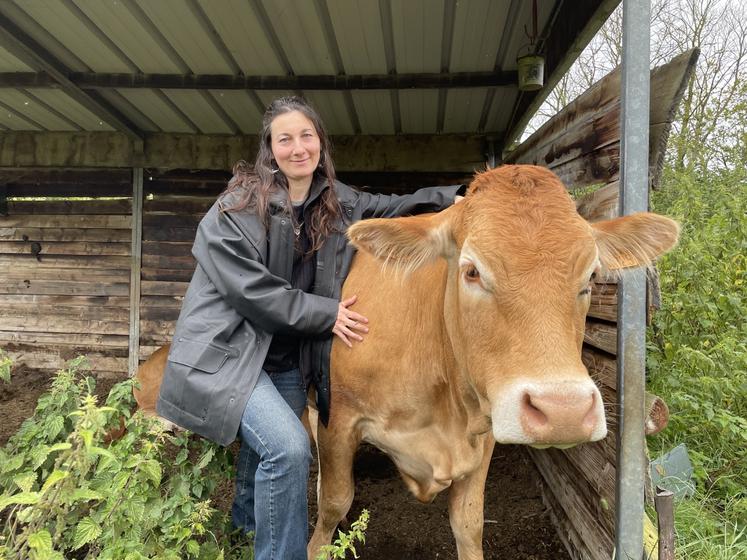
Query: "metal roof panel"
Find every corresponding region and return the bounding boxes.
[0,45,34,72]
[450,0,508,72]
[197,0,286,75]
[327,0,387,74]
[443,88,488,133]
[116,88,194,133]
[209,90,264,135]
[162,90,234,134]
[260,0,336,74]
[23,89,115,131]
[0,88,77,130]
[399,89,438,133]
[352,91,394,134]
[391,0,444,73]
[302,91,354,135]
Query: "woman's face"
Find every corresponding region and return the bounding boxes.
[270,110,321,184]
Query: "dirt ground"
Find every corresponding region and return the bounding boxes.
[0,367,568,560]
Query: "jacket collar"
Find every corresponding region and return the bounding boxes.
[268,174,331,214]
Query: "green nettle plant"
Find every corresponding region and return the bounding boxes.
[0,356,252,560]
[315,510,369,560]
[0,350,11,384]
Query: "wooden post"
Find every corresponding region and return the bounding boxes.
[128,168,143,376]
[654,487,675,560]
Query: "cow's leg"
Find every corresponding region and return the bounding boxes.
[307,414,360,559]
[447,435,495,560]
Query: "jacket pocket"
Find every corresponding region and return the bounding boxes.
[168,337,238,374]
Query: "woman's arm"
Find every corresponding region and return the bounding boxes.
[356,184,465,219]
[193,209,339,336]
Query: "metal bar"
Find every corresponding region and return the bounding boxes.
[128,168,143,376]
[616,0,651,558]
[0,70,521,91]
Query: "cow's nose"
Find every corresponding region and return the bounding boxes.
[520,388,598,443]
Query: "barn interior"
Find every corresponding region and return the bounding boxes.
[0,1,694,558]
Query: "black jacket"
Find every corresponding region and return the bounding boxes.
[157,179,461,446]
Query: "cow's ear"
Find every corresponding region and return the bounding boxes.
[346,205,459,273]
[592,212,679,270]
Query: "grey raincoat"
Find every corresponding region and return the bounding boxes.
[156,178,462,446]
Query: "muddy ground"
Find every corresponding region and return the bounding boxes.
[0,366,568,560]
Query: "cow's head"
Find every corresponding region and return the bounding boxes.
[347,165,678,447]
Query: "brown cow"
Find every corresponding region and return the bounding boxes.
[132,165,677,559]
[307,165,678,559]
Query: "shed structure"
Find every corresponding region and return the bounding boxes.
[0,1,686,559]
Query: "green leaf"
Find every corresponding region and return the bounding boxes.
[70,488,104,502]
[0,491,40,510]
[47,442,72,454]
[13,472,36,493]
[72,516,102,550]
[47,415,65,440]
[140,459,162,486]
[88,446,116,460]
[186,539,200,556]
[41,470,69,493]
[196,447,215,470]
[27,529,52,551]
[1,453,25,474]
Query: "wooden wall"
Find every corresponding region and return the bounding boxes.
[0,169,133,376]
[505,51,697,560]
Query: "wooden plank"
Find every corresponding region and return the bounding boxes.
[139,319,177,336]
[129,167,143,375]
[142,213,203,228]
[562,443,616,516]
[584,319,617,355]
[4,349,128,374]
[6,184,133,198]
[583,347,617,390]
[0,330,128,348]
[0,294,129,307]
[3,267,130,282]
[531,449,615,560]
[144,197,215,213]
[140,267,194,282]
[139,332,174,346]
[538,474,593,560]
[141,254,195,270]
[140,294,185,307]
[0,215,131,228]
[0,227,131,242]
[141,241,193,257]
[0,167,131,185]
[140,281,189,296]
[1,342,128,359]
[0,303,129,321]
[0,315,129,335]
[0,241,130,256]
[142,226,198,242]
[140,305,181,321]
[588,283,618,322]
[6,199,132,215]
[0,280,129,296]
[0,254,131,269]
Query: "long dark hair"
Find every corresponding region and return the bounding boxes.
[222,96,340,253]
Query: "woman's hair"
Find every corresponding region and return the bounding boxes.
[222,96,340,253]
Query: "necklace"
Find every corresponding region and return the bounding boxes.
[293,222,304,237]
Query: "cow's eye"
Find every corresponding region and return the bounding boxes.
[464,264,480,281]
[579,271,597,296]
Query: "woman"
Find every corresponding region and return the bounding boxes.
[157,96,464,559]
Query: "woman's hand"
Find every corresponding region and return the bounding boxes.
[333,295,369,348]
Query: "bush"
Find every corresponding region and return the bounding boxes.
[0,357,251,560]
[647,165,747,558]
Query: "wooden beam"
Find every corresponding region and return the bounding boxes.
[0,131,486,172]
[0,70,520,91]
[503,0,621,149]
[129,168,143,375]
[0,11,144,141]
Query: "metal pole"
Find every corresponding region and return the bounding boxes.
[128,167,143,376]
[616,0,651,558]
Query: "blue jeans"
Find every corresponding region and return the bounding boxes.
[231,369,311,560]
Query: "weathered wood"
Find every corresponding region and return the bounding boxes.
[144,197,214,214]
[142,227,199,242]
[140,305,181,322]
[0,303,129,321]
[0,241,130,256]
[4,348,128,374]
[141,254,196,270]
[140,281,189,297]
[0,330,128,348]
[139,294,185,307]
[140,268,194,282]
[142,213,203,228]
[506,50,700,193]
[0,132,486,172]
[0,254,131,269]
[588,283,618,322]
[0,214,131,229]
[584,319,617,355]
[6,184,133,198]
[655,488,675,560]
[583,347,617,389]
[0,294,129,307]
[3,267,130,282]
[0,315,129,335]
[0,227,131,242]
[531,449,615,560]
[0,280,130,296]
[6,199,132,215]
[538,473,595,560]
[129,168,143,376]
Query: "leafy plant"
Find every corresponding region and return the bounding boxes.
[316,509,369,560]
[0,357,247,560]
[0,350,11,384]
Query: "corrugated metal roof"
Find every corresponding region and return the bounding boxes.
[0,0,606,141]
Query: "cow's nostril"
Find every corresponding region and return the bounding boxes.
[523,393,549,427]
